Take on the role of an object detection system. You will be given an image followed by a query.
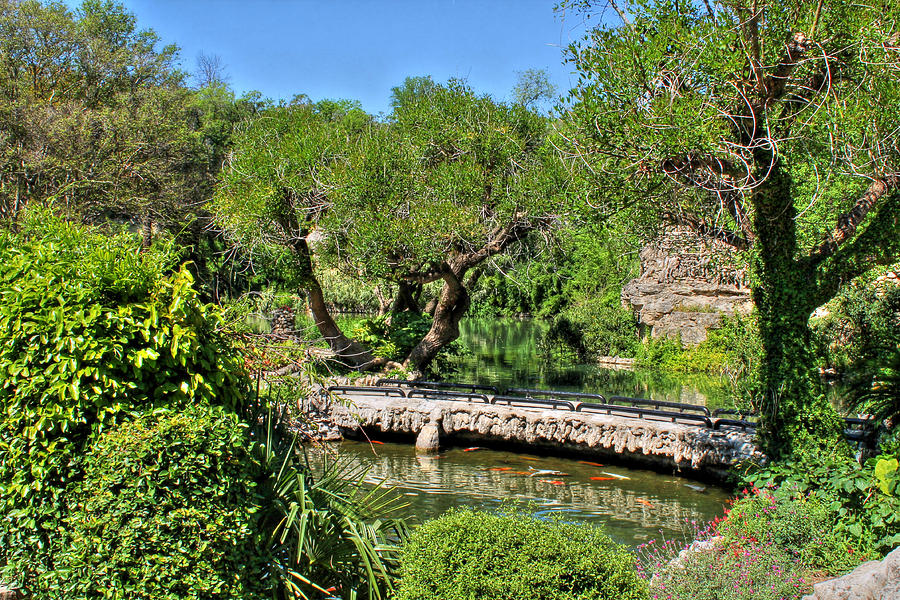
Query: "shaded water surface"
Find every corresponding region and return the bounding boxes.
[448,317,732,408]
[311,440,729,547]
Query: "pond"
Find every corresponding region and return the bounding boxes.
[309,440,729,547]
[273,313,735,539]
[448,317,733,409]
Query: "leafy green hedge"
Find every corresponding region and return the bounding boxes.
[45,406,270,599]
[0,213,249,588]
[396,507,646,600]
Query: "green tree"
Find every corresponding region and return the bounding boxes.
[0,0,187,223]
[563,0,900,458]
[214,100,380,368]
[512,67,557,111]
[326,78,573,372]
[216,79,574,373]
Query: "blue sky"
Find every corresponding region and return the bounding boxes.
[112,1,589,115]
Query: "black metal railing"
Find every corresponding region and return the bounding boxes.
[329,380,875,443]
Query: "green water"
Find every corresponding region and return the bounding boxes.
[311,440,729,547]
[449,317,732,408]
[249,312,733,406]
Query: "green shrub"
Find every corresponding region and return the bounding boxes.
[351,312,432,360]
[46,406,270,600]
[742,452,900,554]
[0,212,249,587]
[811,279,900,375]
[641,487,867,600]
[396,507,647,600]
[717,486,865,573]
[548,295,639,360]
[646,541,811,600]
[633,314,760,378]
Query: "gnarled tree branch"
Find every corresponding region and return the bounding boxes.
[765,32,813,104]
[809,174,900,263]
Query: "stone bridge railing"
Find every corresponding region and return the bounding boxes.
[325,384,766,480]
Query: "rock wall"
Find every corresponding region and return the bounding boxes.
[622,228,753,345]
[328,392,763,478]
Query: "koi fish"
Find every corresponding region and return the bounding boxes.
[601,472,631,480]
[636,499,654,508]
[520,456,541,461]
[528,467,569,477]
[578,461,605,467]
[540,480,567,485]
[510,471,533,475]
[487,467,513,472]
[684,484,707,493]
[463,447,485,452]
[369,440,384,445]
[590,476,616,481]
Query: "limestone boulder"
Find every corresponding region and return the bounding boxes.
[622,229,753,345]
[803,545,900,600]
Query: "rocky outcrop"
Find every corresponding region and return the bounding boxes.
[622,229,753,345]
[0,586,21,600]
[803,545,900,600]
[329,391,763,477]
[270,306,296,337]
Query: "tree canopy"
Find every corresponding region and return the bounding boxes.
[215,78,574,372]
[563,0,900,457]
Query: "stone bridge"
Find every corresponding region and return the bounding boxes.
[325,384,765,480]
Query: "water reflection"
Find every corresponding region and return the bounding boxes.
[448,317,732,408]
[311,441,729,547]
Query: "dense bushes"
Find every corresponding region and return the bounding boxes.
[0,213,249,590]
[350,312,433,361]
[811,280,900,376]
[544,295,639,360]
[396,507,646,600]
[743,451,900,554]
[46,407,270,599]
[643,486,868,600]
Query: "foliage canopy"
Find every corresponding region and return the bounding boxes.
[563,0,900,457]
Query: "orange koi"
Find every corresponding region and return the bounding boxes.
[487,467,513,472]
[540,480,567,485]
[510,471,533,475]
[578,461,605,467]
[369,440,384,445]
[590,476,616,481]
[463,447,485,452]
[636,499,654,508]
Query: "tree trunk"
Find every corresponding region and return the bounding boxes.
[290,237,376,370]
[751,161,843,458]
[306,279,376,369]
[374,285,391,316]
[403,271,469,374]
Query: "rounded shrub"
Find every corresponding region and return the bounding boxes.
[395,507,647,600]
[46,406,270,600]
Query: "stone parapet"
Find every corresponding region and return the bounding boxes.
[329,391,763,478]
